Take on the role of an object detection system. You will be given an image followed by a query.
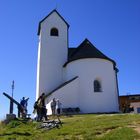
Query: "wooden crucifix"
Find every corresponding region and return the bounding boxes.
[3,92,24,118]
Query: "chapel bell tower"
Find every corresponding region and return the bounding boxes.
[36,10,69,99]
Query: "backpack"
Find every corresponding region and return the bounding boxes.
[34,101,38,109]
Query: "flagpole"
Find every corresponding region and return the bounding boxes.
[9,80,14,114]
[12,80,14,98]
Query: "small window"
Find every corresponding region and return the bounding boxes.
[94,80,101,92]
[50,28,59,36]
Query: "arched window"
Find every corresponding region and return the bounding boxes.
[50,28,59,36]
[94,80,101,92]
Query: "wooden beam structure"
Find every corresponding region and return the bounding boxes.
[3,92,24,117]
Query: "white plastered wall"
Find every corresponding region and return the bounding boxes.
[36,12,68,100]
[64,58,119,113]
[130,102,140,113]
[46,78,79,115]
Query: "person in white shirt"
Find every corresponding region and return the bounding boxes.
[56,99,62,115]
[50,98,56,115]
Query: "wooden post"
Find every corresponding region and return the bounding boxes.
[9,101,13,114]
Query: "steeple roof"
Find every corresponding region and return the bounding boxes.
[64,39,116,67]
[37,9,69,35]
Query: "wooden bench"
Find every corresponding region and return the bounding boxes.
[62,107,80,115]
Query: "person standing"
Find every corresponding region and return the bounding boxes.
[36,93,47,121]
[20,97,29,118]
[56,99,62,115]
[51,98,56,115]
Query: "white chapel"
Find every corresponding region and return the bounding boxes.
[36,10,119,114]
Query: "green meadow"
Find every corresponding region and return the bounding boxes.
[0,114,140,140]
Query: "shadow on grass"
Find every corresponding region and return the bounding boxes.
[95,126,119,137]
[0,132,31,137]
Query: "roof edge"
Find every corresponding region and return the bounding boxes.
[119,94,140,97]
[66,38,116,66]
[63,57,116,67]
[45,76,78,98]
[37,9,69,35]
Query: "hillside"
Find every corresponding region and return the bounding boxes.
[0,114,140,140]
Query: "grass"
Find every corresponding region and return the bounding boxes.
[0,114,140,140]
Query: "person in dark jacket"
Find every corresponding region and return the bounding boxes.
[35,93,47,121]
[20,97,29,118]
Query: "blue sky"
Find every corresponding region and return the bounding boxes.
[0,0,140,119]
